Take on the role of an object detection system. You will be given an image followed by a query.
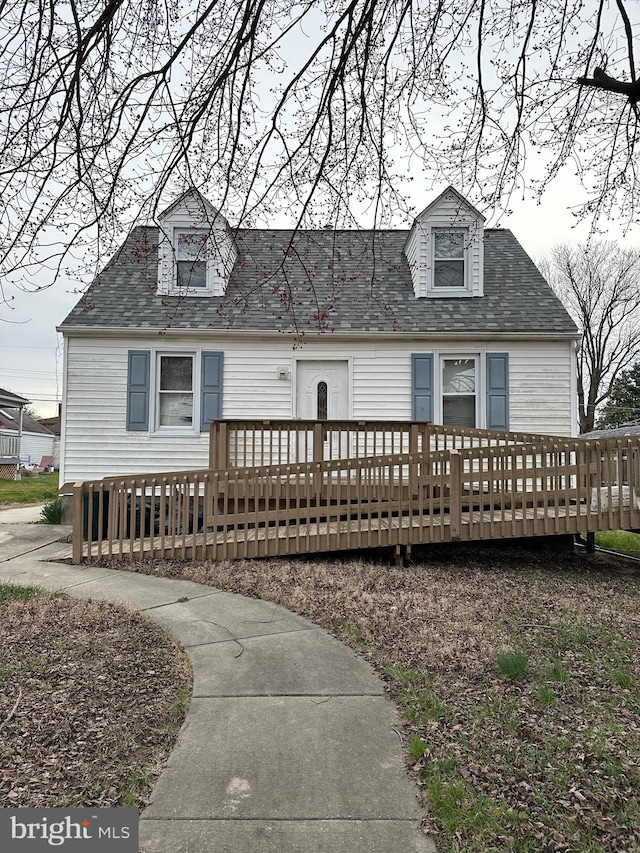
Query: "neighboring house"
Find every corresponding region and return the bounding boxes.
[0,388,30,479]
[58,187,579,484]
[581,422,640,439]
[0,388,30,408]
[39,403,62,470]
[0,408,55,470]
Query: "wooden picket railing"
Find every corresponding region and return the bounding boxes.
[208,418,569,469]
[70,425,640,564]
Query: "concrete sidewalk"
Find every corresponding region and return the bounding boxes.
[0,506,436,853]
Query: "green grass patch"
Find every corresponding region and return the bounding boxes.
[544,657,569,683]
[408,732,427,762]
[555,621,590,648]
[611,668,633,689]
[426,778,520,842]
[0,586,62,686]
[0,651,48,685]
[118,769,152,808]
[383,664,449,723]
[0,582,44,605]
[536,684,557,706]
[595,529,640,555]
[169,686,190,720]
[496,650,528,679]
[0,471,59,506]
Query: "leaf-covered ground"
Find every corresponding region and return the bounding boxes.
[103,545,640,853]
[0,591,191,810]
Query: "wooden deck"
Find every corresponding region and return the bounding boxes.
[65,421,640,564]
[75,500,637,564]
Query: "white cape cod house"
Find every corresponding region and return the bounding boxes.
[57,187,579,484]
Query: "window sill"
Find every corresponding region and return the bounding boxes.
[166,288,216,297]
[426,288,473,298]
[152,427,201,436]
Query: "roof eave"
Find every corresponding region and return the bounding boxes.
[57,324,580,342]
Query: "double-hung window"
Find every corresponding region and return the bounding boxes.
[127,350,224,432]
[158,355,194,428]
[433,228,467,290]
[441,357,477,427]
[412,352,509,430]
[175,229,208,289]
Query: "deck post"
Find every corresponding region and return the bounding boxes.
[409,424,419,454]
[72,482,83,564]
[209,422,218,469]
[209,420,230,470]
[449,451,462,540]
[313,422,324,462]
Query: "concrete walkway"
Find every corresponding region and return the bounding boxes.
[0,506,436,853]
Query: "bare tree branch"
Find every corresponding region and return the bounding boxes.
[577,67,640,102]
[542,242,640,433]
[1,0,639,304]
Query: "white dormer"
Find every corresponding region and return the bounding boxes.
[156,188,237,297]
[404,187,485,299]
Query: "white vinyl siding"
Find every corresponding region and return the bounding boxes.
[61,335,575,482]
[508,346,576,435]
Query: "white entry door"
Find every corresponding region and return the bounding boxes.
[296,361,349,460]
[296,360,349,420]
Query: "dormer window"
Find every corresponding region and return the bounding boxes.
[433,229,467,290]
[404,187,484,299]
[156,188,238,297]
[175,229,208,289]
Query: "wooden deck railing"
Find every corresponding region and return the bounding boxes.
[71,432,640,564]
[208,418,570,469]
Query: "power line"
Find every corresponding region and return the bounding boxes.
[0,345,58,350]
[1,370,60,378]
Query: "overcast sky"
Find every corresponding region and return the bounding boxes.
[1,166,638,419]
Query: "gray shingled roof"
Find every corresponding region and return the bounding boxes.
[59,227,578,335]
[581,422,640,439]
[0,408,54,436]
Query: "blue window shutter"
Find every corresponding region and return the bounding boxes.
[127,350,150,431]
[412,354,433,421]
[201,351,223,430]
[486,352,509,430]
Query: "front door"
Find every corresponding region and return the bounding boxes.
[296,360,349,419]
[295,361,349,460]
